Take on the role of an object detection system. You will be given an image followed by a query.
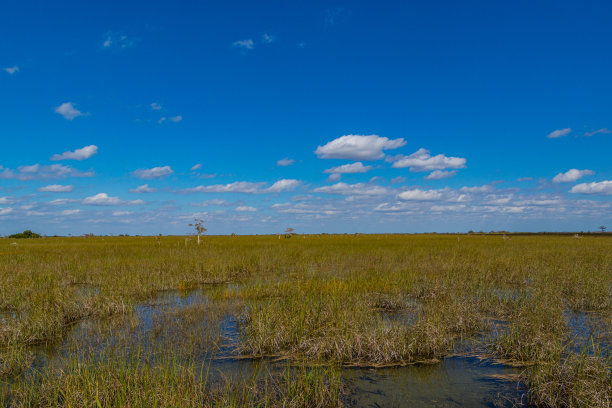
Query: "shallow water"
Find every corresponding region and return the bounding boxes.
[9,287,533,406]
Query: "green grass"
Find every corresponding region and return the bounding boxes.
[0,234,610,406]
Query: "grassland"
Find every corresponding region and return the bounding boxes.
[0,234,610,407]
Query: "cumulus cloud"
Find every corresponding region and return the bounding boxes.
[569,180,612,195]
[191,199,229,207]
[313,182,389,196]
[0,164,94,180]
[547,128,571,139]
[51,145,98,161]
[4,66,19,75]
[388,148,466,172]
[277,158,295,166]
[132,166,174,179]
[55,102,87,120]
[425,170,457,180]
[266,179,301,193]
[327,173,342,182]
[38,184,73,193]
[584,128,611,137]
[315,134,406,160]
[82,193,145,206]
[236,206,257,212]
[397,189,444,201]
[324,162,372,174]
[233,39,254,50]
[552,169,594,183]
[129,184,156,193]
[170,115,182,122]
[459,185,494,193]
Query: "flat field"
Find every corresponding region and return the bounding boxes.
[0,234,610,407]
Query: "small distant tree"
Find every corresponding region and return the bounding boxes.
[189,219,207,244]
[600,225,607,233]
[285,227,295,238]
[9,230,41,239]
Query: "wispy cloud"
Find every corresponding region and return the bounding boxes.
[233,39,254,50]
[4,66,19,75]
[191,164,203,171]
[38,184,73,193]
[82,193,145,206]
[132,166,174,179]
[102,32,137,49]
[0,164,94,180]
[236,206,257,212]
[277,158,295,167]
[313,182,389,196]
[129,184,156,193]
[552,169,594,183]
[151,102,162,110]
[51,145,98,161]
[169,115,182,122]
[315,134,405,160]
[584,128,611,137]
[547,128,571,139]
[262,33,275,44]
[55,102,88,120]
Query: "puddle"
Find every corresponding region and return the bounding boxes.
[3,288,534,406]
[344,356,528,407]
[565,310,611,355]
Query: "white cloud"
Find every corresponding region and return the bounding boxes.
[4,66,19,75]
[570,180,612,195]
[547,128,571,139]
[38,184,73,193]
[313,182,389,196]
[315,134,406,160]
[182,181,265,194]
[0,207,14,216]
[129,184,156,193]
[390,176,406,184]
[112,211,133,216]
[158,117,166,124]
[425,170,457,180]
[82,193,145,206]
[327,173,341,182]
[236,206,257,212]
[324,162,372,174]
[552,169,594,183]
[103,33,136,49]
[170,115,182,122]
[388,148,466,172]
[48,198,78,205]
[132,166,174,179]
[51,145,98,161]
[0,164,94,180]
[277,158,295,166]
[55,102,87,120]
[262,33,275,44]
[191,199,229,207]
[233,39,254,50]
[397,189,444,201]
[0,196,16,204]
[151,102,162,110]
[459,185,494,193]
[584,128,611,137]
[61,209,80,216]
[266,179,301,193]
[191,163,203,171]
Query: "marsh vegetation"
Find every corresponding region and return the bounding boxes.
[0,234,610,406]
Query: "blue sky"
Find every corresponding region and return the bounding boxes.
[1,0,611,235]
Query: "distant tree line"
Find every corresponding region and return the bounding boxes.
[8,230,42,239]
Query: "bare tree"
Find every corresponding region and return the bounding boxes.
[189,218,207,244]
[600,225,607,233]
